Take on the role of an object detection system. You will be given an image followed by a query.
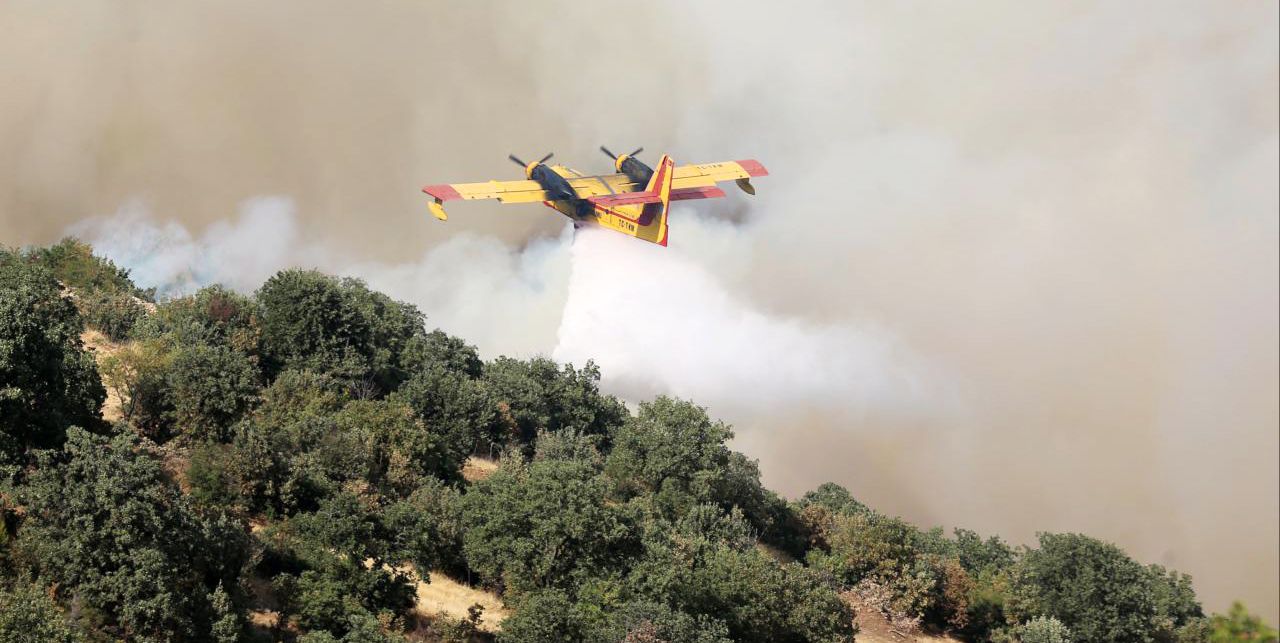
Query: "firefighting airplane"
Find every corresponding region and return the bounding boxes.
[421,147,768,246]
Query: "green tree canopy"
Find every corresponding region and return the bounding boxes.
[1009,532,1202,643]
[257,269,424,393]
[16,429,249,641]
[0,253,105,475]
[483,357,626,447]
[460,457,638,597]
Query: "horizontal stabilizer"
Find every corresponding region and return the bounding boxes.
[670,186,727,201]
[588,192,662,207]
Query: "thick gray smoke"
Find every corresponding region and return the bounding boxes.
[3,1,1277,618]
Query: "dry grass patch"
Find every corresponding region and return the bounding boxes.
[412,570,510,633]
[81,329,127,422]
[462,456,499,483]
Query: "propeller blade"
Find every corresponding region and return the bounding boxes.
[600,146,617,159]
[509,154,527,167]
[538,152,554,164]
[628,147,643,157]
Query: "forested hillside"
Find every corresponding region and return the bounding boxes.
[0,239,1274,643]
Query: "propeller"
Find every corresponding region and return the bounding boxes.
[510,152,554,168]
[600,146,643,160]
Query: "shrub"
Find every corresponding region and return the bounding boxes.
[1208,603,1277,643]
[23,238,148,299]
[1020,616,1073,643]
[79,290,145,341]
[168,343,260,442]
[0,581,83,643]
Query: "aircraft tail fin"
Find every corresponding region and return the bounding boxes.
[635,154,674,246]
[586,155,676,246]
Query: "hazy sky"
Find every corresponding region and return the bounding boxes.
[2,0,1276,619]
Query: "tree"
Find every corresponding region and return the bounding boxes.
[79,290,145,341]
[1009,533,1162,643]
[401,329,483,379]
[98,339,172,432]
[384,478,466,576]
[257,270,424,393]
[651,544,854,643]
[460,458,638,597]
[209,582,243,643]
[265,492,415,639]
[17,429,249,641]
[168,343,259,442]
[483,357,626,448]
[605,397,774,528]
[392,366,502,469]
[0,254,105,475]
[498,589,586,642]
[334,398,457,497]
[142,285,262,359]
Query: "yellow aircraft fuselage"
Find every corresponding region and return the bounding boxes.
[423,153,767,247]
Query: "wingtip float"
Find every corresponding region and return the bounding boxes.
[421,148,767,247]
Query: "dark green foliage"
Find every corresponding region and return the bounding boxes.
[257,269,424,393]
[1009,533,1202,643]
[209,582,243,643]
[0,253,105,475]
[265,492,415,639]
[497,589,585,642]
[605,397,776,531]
[589,600,733,643]
[1147,564,1205,640]
[953,527,1016,577]
[0,580,83,643]
[336,398,458,497]
[168,343,259,442]
[141,285,262,358]
[203,373,458,515]
[3,242,1223,643]
[460,457,638,597]
[797,482,871,516]
[635,540,854,643]
[483,357,626,447]
[23,238,149,299]
[205,371,349,515]
[384,478,466,576]
[16,429,249,642]
[390,367,496,481]
[403,329,483,379]
[79,289,145,341]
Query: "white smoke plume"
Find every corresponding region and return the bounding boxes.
[3,0,1276,618]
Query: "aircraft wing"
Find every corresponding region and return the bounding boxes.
[422,180,551,220]
[671,159,769,193]
[566,173,641,197]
